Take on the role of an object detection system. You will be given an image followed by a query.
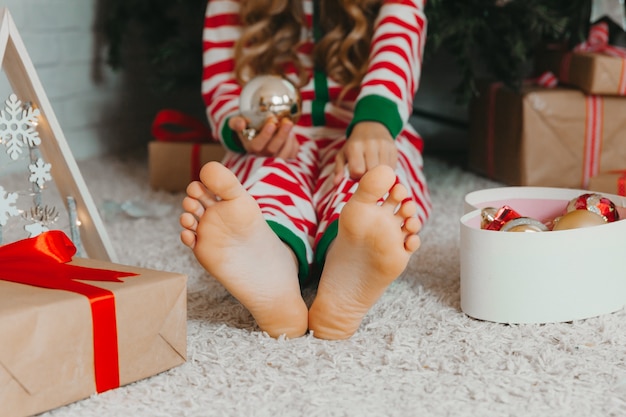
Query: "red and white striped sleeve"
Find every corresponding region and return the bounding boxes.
[349,0,427,138]
[201,0,244,151]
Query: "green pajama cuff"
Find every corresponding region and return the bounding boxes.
[313,219,338,270]
[346,95,403,139]
[221,117,245,153]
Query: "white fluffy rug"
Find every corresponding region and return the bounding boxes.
[8,151,626,417]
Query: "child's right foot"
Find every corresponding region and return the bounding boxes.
[308,165,422,340]
[180,161,308,338]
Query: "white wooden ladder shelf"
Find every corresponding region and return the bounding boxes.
[0,7,116,262]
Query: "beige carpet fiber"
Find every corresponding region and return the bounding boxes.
[6,151,626,417]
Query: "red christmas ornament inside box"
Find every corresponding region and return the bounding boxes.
[460,187,626,324]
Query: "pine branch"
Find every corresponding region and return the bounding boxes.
[102,0,206,93]
[425,0,590,103]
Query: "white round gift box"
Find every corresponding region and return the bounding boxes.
[460,187,626,324]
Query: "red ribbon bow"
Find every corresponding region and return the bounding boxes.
[574,22,626,58]
[0,231,138,393]
[555,22,626,94]
[151,109,213,143]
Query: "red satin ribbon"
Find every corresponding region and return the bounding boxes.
[532,71,558,88]
[582,95,604,188]
[151,109,215,181]
[0,231,137,393]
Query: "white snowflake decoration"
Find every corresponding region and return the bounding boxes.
[24,222,49,237]
[29,157,52,188]
[0,185,20,226]
[0,93,41,160]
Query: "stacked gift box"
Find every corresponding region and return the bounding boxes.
[149,109,226,192]
[468,22,626,195]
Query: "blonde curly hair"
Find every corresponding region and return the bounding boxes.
[234,0,382,98]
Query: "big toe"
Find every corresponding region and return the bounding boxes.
[353,165,397,204]
[199,161,245,201]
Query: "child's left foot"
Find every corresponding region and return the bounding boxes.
[179,162,308,338]
[308,165,422,340]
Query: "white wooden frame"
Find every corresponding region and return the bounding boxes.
[0,8,116,262]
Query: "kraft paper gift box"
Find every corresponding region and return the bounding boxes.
[149,109,226,192]
[460,187,626,324]
[0,231,187,417]
[468,82,626,189]
[588,171,626,196]
[535,48,626,96]
[149,141,226,192]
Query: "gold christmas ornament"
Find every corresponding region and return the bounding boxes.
[552,209,608,231]
[239,75,302,141]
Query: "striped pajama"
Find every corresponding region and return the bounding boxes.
[202,0,432,283]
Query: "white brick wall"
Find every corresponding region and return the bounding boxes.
[0,0,202,161]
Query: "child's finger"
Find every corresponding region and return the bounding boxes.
[246,122,277,154]
[334,152,346,185]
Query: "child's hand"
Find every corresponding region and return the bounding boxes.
[333,121,398,184]
[229,115,299,159]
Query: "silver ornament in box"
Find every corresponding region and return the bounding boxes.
[239,75,301,141]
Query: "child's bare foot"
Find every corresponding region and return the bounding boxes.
[180,161,308,338]
[308,165,422,340]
